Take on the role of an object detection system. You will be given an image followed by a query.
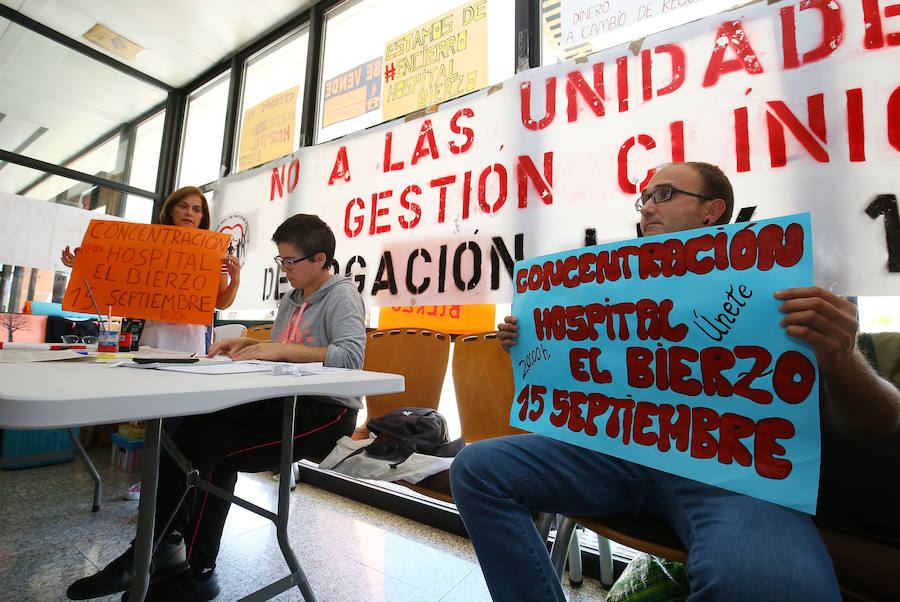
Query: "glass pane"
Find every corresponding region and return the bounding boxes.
[0,162,78,199]
[0,166,155,314]
[178,73,230,188]
[66,135,124,184]
[0,162,152,221]
[1,131,126,200]
[236,29,309,172]
[0,265,60,315]
[542,0,743,65]
[123,194,155,224]
[129,110,165,192]
[0,19,167,176]
[859,296,900,333]
[317,0,514,143]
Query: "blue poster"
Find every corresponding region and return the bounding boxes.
[509,214,820,513]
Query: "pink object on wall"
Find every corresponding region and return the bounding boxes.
[0,314,47,343]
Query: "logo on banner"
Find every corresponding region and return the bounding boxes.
[216,213,250,266]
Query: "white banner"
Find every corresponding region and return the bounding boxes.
[0,191,120,272]
[215,0,900,313]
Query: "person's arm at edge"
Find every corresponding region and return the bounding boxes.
[775,286,900,438]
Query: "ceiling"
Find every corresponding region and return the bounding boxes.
[0,0,317,196]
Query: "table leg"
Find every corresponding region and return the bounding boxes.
[66,427,102,512]
[277,395,317,602]
[129,418,161,602]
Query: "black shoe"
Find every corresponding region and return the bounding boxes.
[122,568,220,602]
[66,534,189,600]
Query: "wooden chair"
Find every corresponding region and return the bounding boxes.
[245,323,273,341]
[550,514,683,588]
[452,332,526,443]
[552,515,900,599]
[212,323,247,342]
[361,328,450,420]
[399,331,525,503]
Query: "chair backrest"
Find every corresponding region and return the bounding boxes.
[571,514,687,563]
[246,324,273,341]
[362,328,450,420]
[212,323,247,342]
[452,331,526,443]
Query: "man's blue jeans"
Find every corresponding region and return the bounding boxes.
[450,434,841,602]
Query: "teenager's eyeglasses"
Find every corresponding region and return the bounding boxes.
[274,253,317,270]
[61,335,98,344]
[635,185,713,211]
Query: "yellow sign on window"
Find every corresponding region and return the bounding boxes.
[382,0,488,121]
[238,86,299,172]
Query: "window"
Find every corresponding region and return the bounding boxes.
[317,0,514,143]
[178,73,230,188]
[0,18,166,190]
[129,110,165,193]
[235,28,309,172]
[859,297,900,334]
[16,135,128,216]
[0,163,77,199]
[122,195,155,224]
[0,264,58,313]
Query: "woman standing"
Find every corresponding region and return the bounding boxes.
[61,186,242,500]
[62,185,241,354]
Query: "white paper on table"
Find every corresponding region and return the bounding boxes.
[0,350,92,362]
[155,361,273,375]
[267,361,349,376]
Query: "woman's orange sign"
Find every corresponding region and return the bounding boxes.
[62,220,230,325]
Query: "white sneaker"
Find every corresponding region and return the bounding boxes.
[124,482,141,501]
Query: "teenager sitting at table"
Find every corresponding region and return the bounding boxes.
[67,214,366,601]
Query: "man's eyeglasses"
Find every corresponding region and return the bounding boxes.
[635,185,714,211]
[274,253,317,270]
[61,335,98,344]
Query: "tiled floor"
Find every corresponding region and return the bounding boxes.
[0,444,608,601]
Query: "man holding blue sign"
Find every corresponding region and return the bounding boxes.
[450,162,900,601]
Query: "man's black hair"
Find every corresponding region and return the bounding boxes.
[271,214,335,266]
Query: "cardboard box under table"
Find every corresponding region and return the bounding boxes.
[111,432,144,472]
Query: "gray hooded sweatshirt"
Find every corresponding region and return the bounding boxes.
[271,274,366,409]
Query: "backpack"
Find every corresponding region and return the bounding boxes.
[364,407,464,464]
[44,316,100,343]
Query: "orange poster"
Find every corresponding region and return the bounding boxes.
[378,304,494,335]
[62,220,230,325]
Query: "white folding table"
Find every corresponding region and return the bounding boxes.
[0,361,405,601]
